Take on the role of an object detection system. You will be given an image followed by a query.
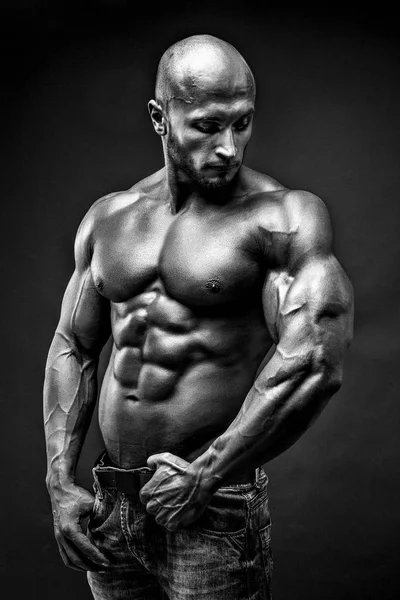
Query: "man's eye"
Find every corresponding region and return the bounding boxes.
[195,123,219,134]
[234,119,251,131]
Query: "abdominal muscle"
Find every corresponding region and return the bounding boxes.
[98,288,272,469]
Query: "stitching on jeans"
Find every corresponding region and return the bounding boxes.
[120,494,133,548]
[120,494,144,564]
[259,524,273,594]
[197,525,247,537]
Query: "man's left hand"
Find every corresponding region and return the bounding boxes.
[139,452,213,531]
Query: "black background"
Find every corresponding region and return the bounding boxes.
[1,1,400,598]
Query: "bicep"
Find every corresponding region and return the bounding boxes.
[55,204,111,355]
[57,267,110,354]
[264,255,353,375]
[264,191,353,362]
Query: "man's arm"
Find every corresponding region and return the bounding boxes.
[140,191,354,529]
[43,207,111,570]
[192,192,354,488]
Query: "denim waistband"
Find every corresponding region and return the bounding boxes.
[94,451,155,472]
[92,451,266,494]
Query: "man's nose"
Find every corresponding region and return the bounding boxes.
[215,128,237,159]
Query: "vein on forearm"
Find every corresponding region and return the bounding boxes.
[44,332,98,478]
[238,350,313,439]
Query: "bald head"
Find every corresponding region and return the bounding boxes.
[155,34,255,110]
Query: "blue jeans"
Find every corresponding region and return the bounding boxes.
[87,457,273,599]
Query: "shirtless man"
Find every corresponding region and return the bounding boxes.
[44,35,353,600]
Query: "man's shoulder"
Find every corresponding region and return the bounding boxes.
[245,168,324,208]
[241,166,287,197]
[243,170,333,267]
[244,169,328,228]
[74,169,165,262]
[280,189,330,233]
[281,190,333,266]
[77,169,165,234]
[282,188,327,213]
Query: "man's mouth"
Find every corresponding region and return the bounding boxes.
[205,163,238,172]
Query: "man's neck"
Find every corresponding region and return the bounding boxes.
[162,165,245,214]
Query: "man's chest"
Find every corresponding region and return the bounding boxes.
[91,205,268,306]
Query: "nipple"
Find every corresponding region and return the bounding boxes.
[95,277,104,292]
[205,279,223,294]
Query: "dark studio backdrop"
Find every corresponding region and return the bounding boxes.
[1,1,400,598]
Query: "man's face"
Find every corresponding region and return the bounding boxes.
[165,95,255,190]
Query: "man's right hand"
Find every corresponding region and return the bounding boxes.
[49,483,111,571]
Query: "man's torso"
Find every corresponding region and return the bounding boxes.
[89,166,291,467]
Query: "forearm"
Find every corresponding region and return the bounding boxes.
[192,347,341,492]
[43,330,99,491]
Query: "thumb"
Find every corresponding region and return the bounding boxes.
[147,452,189,471]
[146,453,166,470]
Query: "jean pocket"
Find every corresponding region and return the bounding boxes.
[194,487,247,538]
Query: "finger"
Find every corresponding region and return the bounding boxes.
[154,513,166,527]
[139,473,172,505]
[155,512,178,532]
[62,526,111,567]
[139,478,159,504]
[145,500,159,515]
[58,543,87,572]
[57,535,100,571]
[69,531,111,567]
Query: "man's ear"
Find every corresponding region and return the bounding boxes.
[148,100,167,136]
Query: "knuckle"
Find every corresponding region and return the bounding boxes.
[60,524,73,537]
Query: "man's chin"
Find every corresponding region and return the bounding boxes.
[199,179,229,190]
[197,171,237,190]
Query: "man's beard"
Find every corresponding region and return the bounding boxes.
[166,134,238,190]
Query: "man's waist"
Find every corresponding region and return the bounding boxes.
[93,451,260,495]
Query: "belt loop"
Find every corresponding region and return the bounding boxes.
[92,466,104,500]
[98,451,107,468]
[139,472,151,489]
